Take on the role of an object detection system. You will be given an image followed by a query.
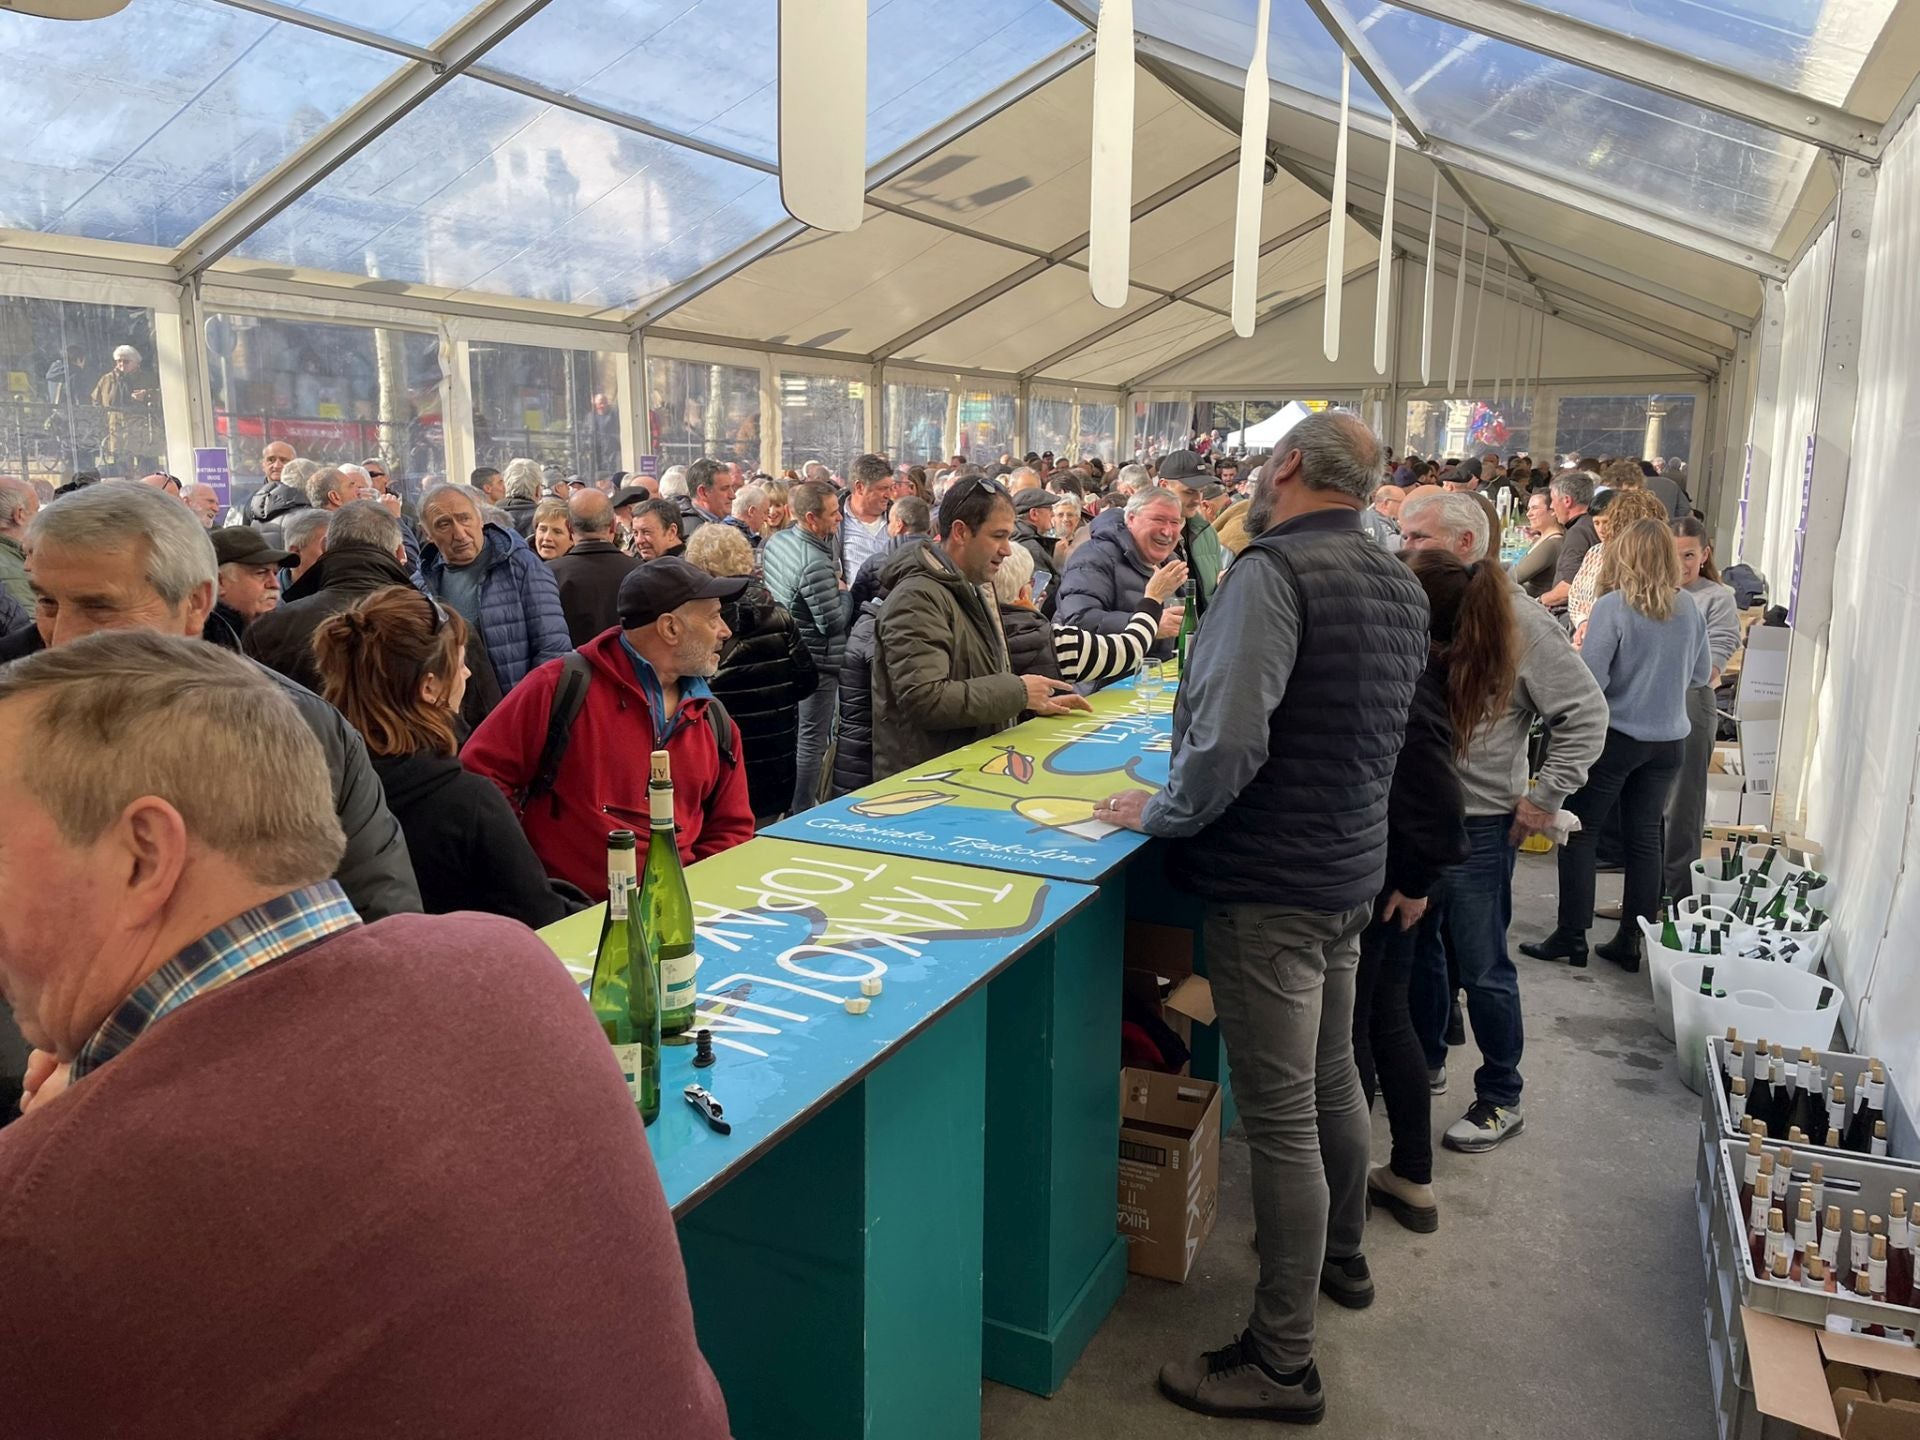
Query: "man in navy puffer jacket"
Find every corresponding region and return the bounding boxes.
[415,484,570,693]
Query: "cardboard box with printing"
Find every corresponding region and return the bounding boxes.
[1117,1068,1221,1283]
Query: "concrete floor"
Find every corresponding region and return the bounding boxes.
[984,854,1712,1439]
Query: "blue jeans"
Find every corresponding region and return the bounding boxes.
[1414,814,1525,1107]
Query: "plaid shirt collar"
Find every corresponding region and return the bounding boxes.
[70,882,361,1083]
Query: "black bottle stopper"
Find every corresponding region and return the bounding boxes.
[692,1028,715,1069]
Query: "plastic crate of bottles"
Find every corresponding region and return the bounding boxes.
[1712,1136,1920,1330]
[1704,1036,1914,1170]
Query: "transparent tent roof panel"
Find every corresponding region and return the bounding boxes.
[235,76,788,313]
[479,0,1084,166]
[1133,0,1388,115]
[1051,303,1231,386]
[1329,0,1820,248]
[1525,0,1898,107]
[253,0,476,45]
[0,0,400,249]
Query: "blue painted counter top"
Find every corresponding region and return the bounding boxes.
[766,674,1173,881]
[538,836,1095,1215]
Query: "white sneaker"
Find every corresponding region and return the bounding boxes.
[1428,1064,1447,1096]
[1442,1100,1524,1153]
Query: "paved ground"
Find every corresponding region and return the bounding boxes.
[984,855,1713,1439]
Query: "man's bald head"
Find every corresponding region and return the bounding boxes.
[1372,483,1406,521]
[568,488,616,538]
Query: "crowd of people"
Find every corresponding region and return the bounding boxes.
[0,416,1744,1431]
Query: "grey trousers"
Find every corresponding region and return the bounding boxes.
[791,674,839,813]
[1204,900,1373,1374]
[1663,683,1719,898]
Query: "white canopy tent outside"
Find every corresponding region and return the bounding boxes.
[1224,400,1310,450]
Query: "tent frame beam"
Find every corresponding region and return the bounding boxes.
[626,37,1096,331]
[1101,17,1796,282]
[171,0,558,282]
[1379,0,1881,162]
[1272,147,1759,331]
[1295,0,1564,329]
[866,151,1239,363]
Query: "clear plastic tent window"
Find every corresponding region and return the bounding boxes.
[0,0,399,248]
[479,0,1083,165]
[0,0,1911,384]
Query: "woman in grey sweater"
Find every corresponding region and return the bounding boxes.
[1522,518,1711,970]
[1664,517,1742,897]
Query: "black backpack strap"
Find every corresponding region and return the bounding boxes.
[705,695,737,769]
[523,652,592,811]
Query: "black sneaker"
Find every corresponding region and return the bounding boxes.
[1319,1252,1374,1309]
[1158,1332,1326,1424]
[1443,1099,1525,1153]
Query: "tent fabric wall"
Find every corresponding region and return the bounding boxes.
[1753,224,1834,594]
[1807,113,1920,1137]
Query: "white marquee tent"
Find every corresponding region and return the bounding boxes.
[6,0,1920,1120]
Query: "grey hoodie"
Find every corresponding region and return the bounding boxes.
[1457,581,1609,817]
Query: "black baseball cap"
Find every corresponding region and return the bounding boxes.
[1157,450,1207,483]
[617,557,749,628]
[211,527,294,567]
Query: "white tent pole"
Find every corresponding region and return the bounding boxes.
[1465,228,1488,394]
[1373,119,1398,376]
[779,0,866,231]
[1421,171,1438,384]
[1324,57,1351,362]
[1447,209,1470,392]
[1230,0,1274,338]
[1088,0,1137,308]
[1490,263,1510,408]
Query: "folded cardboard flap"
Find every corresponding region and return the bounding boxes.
[1165,974,1216,1028]
[1744,1308,1843,1437]
[1121,1071,1218,1131]
[1820,1333,1920,1383]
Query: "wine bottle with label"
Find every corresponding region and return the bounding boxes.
[1174,579,1197,670]
[1729,1076,1750,1130]
[1820,1204,1843,1278]
[1873,1120,1889,1158]
[1792,1195,1817,1281]
[587,832,661,1125]
[1749,1050,1779,1141]
[1737,1133,1767,1215]
[1785,1050,1818,1143]
[1660,902,1682,952]
[1844,1063,1886,1154]
[642,750,698,1039]
[1889,1192,1915,1309]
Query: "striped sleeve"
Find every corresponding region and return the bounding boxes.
[1052,608,1158,684]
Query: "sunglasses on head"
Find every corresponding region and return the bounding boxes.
[423,593,452,635]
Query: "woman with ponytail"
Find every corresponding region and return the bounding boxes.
[1525,518,1710,970]
[314,587,576,927]
[1664,517,1741,896]
[1353,548,1516,1232]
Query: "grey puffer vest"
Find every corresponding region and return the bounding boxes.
[1167,513,1429,911]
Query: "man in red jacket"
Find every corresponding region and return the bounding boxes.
[0,631,729,1440]
[464,556,756,900]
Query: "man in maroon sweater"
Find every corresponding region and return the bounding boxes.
[0,632,729,1440]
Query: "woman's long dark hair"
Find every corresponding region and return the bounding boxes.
[1404,549,1519,760]
[1671,514,1720,582]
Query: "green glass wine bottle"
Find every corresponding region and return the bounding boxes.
[1175,582,1197,671]
[1659,899,1682,951]
[588,831,661,1124]
[642,750,699,1038]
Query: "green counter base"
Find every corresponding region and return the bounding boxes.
[982,1234,1129,1395]
[982,882,1126,1396]
[677,990,989,1440]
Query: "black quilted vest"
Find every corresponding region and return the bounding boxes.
[1166,509,1429,910]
